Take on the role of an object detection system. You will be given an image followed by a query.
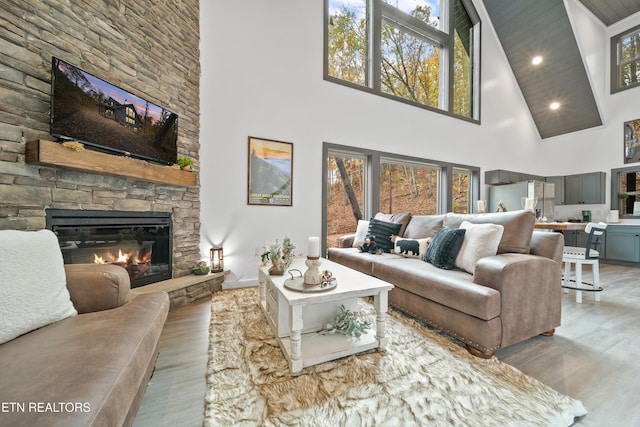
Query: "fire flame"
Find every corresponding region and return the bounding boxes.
[93,247,152,279]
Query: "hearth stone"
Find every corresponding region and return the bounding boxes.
[131,271,227,310]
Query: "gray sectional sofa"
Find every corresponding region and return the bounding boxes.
[328,210,564,357]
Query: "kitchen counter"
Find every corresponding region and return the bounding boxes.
[534,222,587,231]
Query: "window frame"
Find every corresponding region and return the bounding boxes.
[324,0,481,123]
[611,165,640,217]
[611,23,640,94]
[322,142,480,253]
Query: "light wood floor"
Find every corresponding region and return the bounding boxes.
[134,263,640,426]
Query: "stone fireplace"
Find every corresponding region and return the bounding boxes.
[46,209,173,288]
[0,0,202,285]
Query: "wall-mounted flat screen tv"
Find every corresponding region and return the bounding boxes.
[50,57,178,165]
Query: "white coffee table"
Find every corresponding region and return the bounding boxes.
[259,257,393,375]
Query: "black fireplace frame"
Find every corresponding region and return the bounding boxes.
[46,209,173,287]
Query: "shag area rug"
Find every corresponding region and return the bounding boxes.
[204,287,586,426]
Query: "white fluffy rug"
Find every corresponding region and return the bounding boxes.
[204,287,586,426]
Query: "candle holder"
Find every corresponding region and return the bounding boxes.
[304,256,322,285]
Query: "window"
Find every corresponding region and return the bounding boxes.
[612,166,640,216]
[326,0,480,120]
[611,24,640,93]
[451,168,471,213]
[380,159,439,215]
[325,152,367,248]
[323,143,479,251]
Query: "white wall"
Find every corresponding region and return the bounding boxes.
[199,0,640,285]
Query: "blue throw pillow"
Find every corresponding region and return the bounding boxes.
[424,227,466,269]
[366,218,402,253]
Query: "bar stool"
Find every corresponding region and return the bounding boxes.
[562,222,607,303]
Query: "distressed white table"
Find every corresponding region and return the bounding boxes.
[259,257,393,375]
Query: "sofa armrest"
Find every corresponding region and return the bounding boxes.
[338,233,356,248]
[473,253,561,347]
[64,264,131,314]
[529,231,564,264]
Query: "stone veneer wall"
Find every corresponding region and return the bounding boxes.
[0,0,201,277]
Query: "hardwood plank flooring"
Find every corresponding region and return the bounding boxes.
[134,264,639,426]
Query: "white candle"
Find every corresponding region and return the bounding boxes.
[476,200,485,213]
[525,198,534,210]
[308,236,320,258]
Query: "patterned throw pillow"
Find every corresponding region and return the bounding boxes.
[366,218,402,253]
[423,226,466,269]
[393,237,431,259]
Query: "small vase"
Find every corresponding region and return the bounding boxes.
[269,260,285,276]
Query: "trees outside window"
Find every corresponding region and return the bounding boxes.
[380,160,439,215]
[323,144,478,251]
[326,0,480,120]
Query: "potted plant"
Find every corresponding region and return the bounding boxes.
[261,237,295,275]
[177,156,193,171]
[191,261,210,275]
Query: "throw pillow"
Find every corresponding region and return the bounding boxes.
[366,218,402,253]
[0,230,77,344]
[423,227,466,269]
[393,237,431,259]
[352,220,370,248]
[455,221,505,274]
[373,212,412,237]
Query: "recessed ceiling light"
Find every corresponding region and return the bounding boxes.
[550,102,561,110]
[532,56,543,65]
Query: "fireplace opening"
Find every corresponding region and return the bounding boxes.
[46,209,172,288]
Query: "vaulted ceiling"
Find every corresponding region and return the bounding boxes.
[482,0,640,139]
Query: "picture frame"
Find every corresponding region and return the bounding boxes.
[624,118,640,163]
[247,136,293,206]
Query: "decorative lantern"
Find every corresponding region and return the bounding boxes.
[210,246,224,273]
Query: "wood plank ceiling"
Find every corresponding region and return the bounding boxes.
[482,0,640,139]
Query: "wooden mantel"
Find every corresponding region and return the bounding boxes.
[25,140,197,187]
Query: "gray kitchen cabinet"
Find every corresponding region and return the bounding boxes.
[563,172,605,204]
[546,176,565,205]
[485,169,545,185]
[605,226,640,263]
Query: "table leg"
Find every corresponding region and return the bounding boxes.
[289,305,303,374]
[374,291,389,349]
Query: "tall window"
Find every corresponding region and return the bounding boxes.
[611,24,640,93]
[326,153,367,248]
[380,159,439,215]
[326,0,480,120]
[451,168,471,213]
[323,143,479,251]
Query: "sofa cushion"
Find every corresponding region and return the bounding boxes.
[403,214,444,239]
[352,219,370,248]
[373,258,501,321]
[443,210,535,254]
[455,221,504,274]
[374,212,412,237]
[424,226,466,269]
[393,237,430,259]
[367,218,403,252]
[327,247,403,275]
[0,229,77,344]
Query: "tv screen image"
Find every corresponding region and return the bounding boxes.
[50,57,178,165]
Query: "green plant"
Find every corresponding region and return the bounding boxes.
[192,261,209,275]
[322,304,371,338]
[619,192,630,199]
[177,156,193,169]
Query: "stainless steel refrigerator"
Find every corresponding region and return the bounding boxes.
[488,180,555,220]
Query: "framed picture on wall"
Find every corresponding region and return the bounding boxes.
[624,118,640,163]
[247,136,293,206]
